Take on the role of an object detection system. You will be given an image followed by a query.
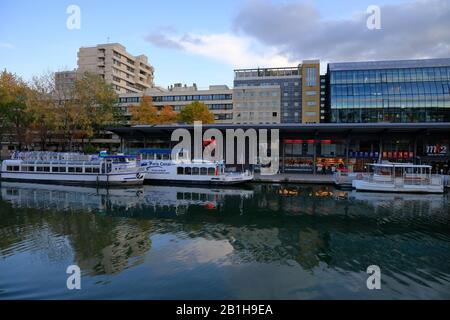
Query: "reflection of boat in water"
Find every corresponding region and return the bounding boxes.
[1,181,144,212]
[141,185,254,214]
[348,189,448,208]
[0,182,254,215]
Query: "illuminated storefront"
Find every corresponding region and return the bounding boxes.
[110,123,450,174]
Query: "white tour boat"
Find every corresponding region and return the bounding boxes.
[0,152,145,186]
[137,149,254,185]
[352,163,444,194]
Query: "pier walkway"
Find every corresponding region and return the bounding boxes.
[253,173,334,185]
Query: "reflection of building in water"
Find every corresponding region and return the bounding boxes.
[75,222,153,275]
[1,181,448,278]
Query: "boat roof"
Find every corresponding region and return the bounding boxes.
[369,163,432,168]
[101,155,138,159]
[138,148,183,154]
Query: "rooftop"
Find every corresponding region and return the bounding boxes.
[109,122,450,136]
[328,58,450,71]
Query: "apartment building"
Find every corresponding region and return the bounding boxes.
[54,69,78,97]
[76,43,154,94]
[118,83,233,124]
[233,60,321,124]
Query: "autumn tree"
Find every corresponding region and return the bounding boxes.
[158,105,178,124]
[74,72,121,145]
[0,70,33,149]
[177,101,214,124]
[129,96,158,125]
[27,71,58,150]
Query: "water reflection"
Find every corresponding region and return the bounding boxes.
[0,182,449,299]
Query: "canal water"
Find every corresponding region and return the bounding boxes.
[0,181,449,299]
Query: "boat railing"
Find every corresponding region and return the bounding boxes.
[363,172,443,186]
[11,151,91,162]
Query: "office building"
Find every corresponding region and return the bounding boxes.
[118,83,233,124]
[233,60,321,124]
[328,58,450,123]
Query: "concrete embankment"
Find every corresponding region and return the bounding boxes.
[253,173,334,185]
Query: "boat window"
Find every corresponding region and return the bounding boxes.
[208,168,215,175]
[93,167,99,173]
[7,166,20,171]
[162,154,170,160]
[59,167,67,173]
[44,167,50,172]
[52,167,59,172]
[177,167,184,175]
[192,167,199,175]
[75,167,82,173]
[27,166,35,172]
[156,154,163,160]
[200,168,208,175]
[68,167,75,173]
[36,167,43,172]
[185,167,192,175]
[85,167,92,173]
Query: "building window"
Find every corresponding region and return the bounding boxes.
[306,67,317,86]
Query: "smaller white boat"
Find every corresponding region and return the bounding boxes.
[0,151,145,186]
[352,163,444,194]
[138,149,254,185]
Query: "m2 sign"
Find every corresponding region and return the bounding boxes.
[426,144,448,156]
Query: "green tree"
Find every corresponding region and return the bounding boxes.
[177,101,214,124]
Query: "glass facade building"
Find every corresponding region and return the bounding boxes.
[328,58,450,123]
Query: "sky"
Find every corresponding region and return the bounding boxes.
[1,0,449,88]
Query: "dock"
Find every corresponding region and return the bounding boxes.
[253,173,334,185]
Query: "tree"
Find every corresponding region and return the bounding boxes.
[74,72,120,144]
[27,71,58,150]
[177,101,214,124]
[158,105,178,124]
[0,70,33,149]
[129,96,158,125]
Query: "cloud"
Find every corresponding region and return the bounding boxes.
[145,0,450,69]
[233,0,450,62]
[145,31,299,68]
[145,33,183,50]
[0,42,15,49]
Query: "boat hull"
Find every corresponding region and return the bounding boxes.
[0,171,144,186]
[143,175,254,186]
[352,180,444,194]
